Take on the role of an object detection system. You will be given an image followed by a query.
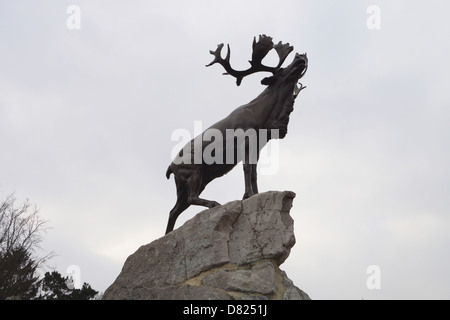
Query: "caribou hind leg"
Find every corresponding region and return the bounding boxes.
[165,169,221,234]
[186,168,221,208]
[165,178,189,234]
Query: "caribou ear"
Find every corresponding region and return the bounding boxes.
[261,76,275,85]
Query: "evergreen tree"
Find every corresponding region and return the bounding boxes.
[0,247,40,300]
[39,271,98,300]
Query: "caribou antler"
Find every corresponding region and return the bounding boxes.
[206,35,293,86]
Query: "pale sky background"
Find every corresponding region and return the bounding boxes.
[1,0,449,299]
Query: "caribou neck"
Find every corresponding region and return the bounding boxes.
[247,83,296,130]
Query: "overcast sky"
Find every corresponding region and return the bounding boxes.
[1,0,449,299]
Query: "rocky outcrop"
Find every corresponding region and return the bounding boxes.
[103,191,310,300]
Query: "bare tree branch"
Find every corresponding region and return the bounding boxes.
[0,194,53,268]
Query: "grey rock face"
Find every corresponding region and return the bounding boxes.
[129,284,235,300]
[103,191,309,300]
[202,261,277,295]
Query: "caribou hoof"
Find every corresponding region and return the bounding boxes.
[242,192,254,200]
[208,201,221,208]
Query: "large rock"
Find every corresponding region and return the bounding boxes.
[103,191,310,300]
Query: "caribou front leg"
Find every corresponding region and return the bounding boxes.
[251,164,259,195]
[243,136,259,200]
[243,162,254,200]
[244,163,259,199]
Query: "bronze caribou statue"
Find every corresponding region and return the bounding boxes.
[165,35,308,234]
